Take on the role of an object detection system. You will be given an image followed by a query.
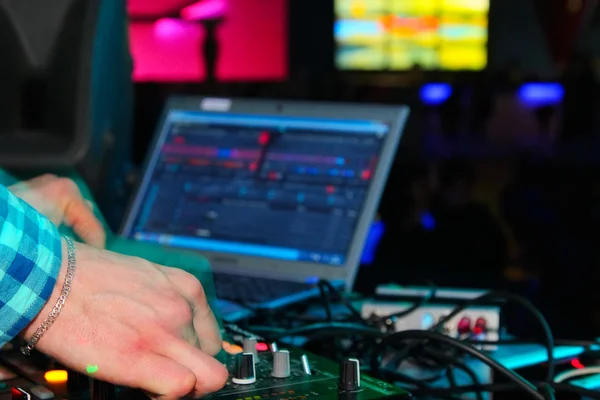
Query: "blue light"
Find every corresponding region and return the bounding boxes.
[334,20,382,39]
[518,83,564,106]
[420,212,436,231]
[361,221,385,265]
[420,83,453,105]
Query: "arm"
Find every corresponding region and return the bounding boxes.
[0,184,62,348]
[0,181,227,398]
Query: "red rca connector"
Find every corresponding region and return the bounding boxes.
[457,317,472,335]
[473,317,487,335]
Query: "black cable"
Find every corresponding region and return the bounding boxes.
[445,365,458,389]
[552,383,600,399]
[317,282,333,322]
[249,322,385,341]
[409,340,482,400]
[414,382,600,400]
[451,361,483,400]
[466,338,599,347]
[317,280,365,323]
[380,369,433,389]
[374,282,437,322]
[370,330,545,400]
[432,291,555,383]
[541,383,555,400]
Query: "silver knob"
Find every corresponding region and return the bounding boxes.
[301,354,312,375]
[271,350,291,378]
[242,337,259,363]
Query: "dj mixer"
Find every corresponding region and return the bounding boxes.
[0,333,411,400]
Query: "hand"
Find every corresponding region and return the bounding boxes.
[9,175,106,248]
[22,240,227,399]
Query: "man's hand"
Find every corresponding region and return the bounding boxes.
[9,175,106,248]
[23,240,227,399]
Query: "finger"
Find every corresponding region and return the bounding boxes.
[158,336,228,396]
[162,267,222,354]
[59,186,106,248]
[126,352,198,400]
[194,308,222,355]
[66,201,106,249]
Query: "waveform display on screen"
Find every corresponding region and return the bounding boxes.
[335,0,489,71]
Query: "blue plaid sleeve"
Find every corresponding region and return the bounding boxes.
[0,185,62,347]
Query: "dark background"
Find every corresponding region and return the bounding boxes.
[127,0,600,341]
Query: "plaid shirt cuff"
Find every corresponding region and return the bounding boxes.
[0,185,62,347]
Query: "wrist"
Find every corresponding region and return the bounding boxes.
[21,237,70,343]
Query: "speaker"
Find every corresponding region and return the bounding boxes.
[0,0,101,167]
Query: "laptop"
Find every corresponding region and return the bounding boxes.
[120,97,409,315]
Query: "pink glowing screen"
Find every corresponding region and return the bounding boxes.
[128,0,288,82]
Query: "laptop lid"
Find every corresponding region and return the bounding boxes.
[121,97,409,290]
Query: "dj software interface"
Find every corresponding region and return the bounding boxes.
[127,113,388,265]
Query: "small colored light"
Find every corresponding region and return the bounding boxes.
[258,132,270,146]
[572,359,585,369]
[361,221,385,265]
[256,342,269,352]
[420,83,452,105]
[421,313,435,329]
[223,341,243,355]
[44,370,68,384]
[457,317,471,334]
[420,212,436,231]
[518,83,564,106]
[86,365,99,375]
[153,18,189,40]
[473,317,487,334]
[181,0,228,21]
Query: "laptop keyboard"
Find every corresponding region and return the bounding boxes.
[214,273,314,306]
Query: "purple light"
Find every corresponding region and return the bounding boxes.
[518,83,564,106]
[181,0,228,21]
[153,18,189,39]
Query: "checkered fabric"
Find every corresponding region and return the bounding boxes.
[0,185,62,347]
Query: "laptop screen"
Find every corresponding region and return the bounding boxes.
[122,110,390,266]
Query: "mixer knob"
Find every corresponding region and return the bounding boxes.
[10,387,31,399]
[242,337,259,363]
[338,358,361,392]
[301,354,312,375]
[271,350,291,378]
[232,353,256,385]
[30,386,55,399]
